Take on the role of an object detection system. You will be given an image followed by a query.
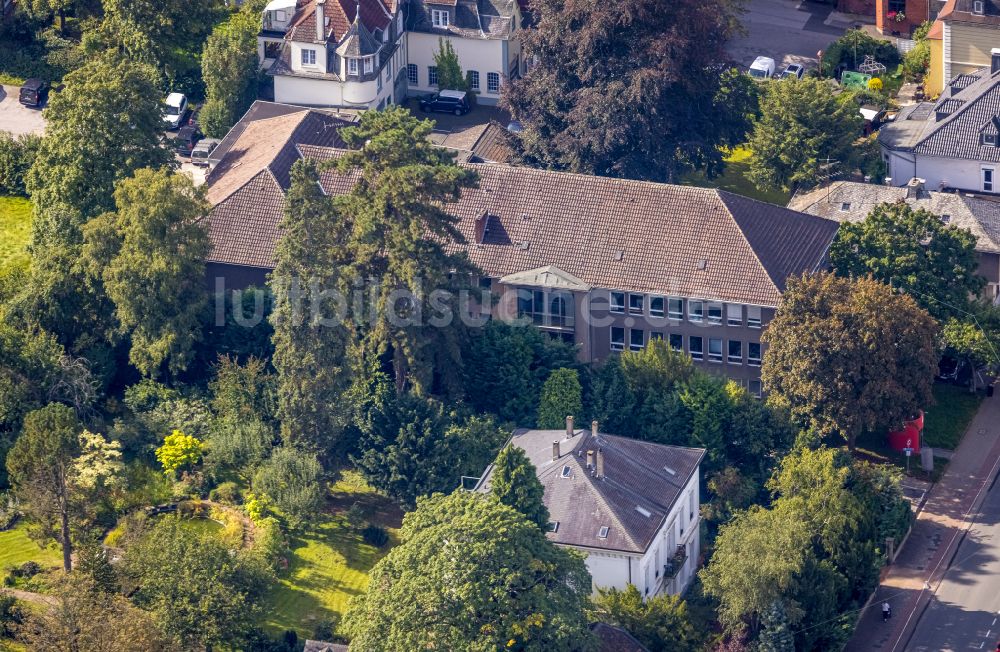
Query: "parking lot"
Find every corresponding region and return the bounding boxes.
[403,97,509,151]
[727,0,854,73]
[0,85,46,136]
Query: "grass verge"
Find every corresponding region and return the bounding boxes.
[923,383,983,450]
[679,147,792,206]
[260,471,402,638]
[0,196,31,272]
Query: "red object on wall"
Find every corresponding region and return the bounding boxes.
[887,411,923,452]
[875,0,928,36]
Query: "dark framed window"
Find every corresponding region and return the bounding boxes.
[650,296,665,318]
[748,342,762,366]
[611,327,625,352]
[467,70,480,90]
[487,72,500,93]
[629,293,644,315]
[630,329,644,351]
[708,303,723,324]
[689,336,703,360]
[728,340,742,364]
[669,333,683,351]
[407,63,418,85]
[688,300,704,323]
[609,291,625,314]
[749,380,762,397]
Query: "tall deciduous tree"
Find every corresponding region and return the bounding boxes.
[121,518,272,649]
[200,8,261,137]
[747,77,863,192]
[761,274,938,450]
[81,168,210,377]
[503,0,754,182]
[537,367,583,429]
[330,106,479,396]
[26,55,172,244]
[6,403,81,571]
[270,159,354,453]
[343,491,595,651]
[829,201,984,319]
[490,444,549,530]
[433,38,468,91]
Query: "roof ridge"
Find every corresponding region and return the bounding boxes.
[209,166,284,207]
[468,160,721,196]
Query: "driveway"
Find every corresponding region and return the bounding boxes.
[0,85,46,137]
[728,0,851,71]
[403,97,510,152]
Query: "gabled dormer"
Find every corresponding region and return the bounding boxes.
[335,11,382,80]
[979,117,1000,145]
[426,0,457,28]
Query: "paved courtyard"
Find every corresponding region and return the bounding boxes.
[728,0,853,72]
[0,85,46,137]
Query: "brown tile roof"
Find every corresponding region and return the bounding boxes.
[475,428,705,554]
[287,0,391,44]
[469,121,513,164]
[207,139,839,307]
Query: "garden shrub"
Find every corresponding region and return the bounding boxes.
[209,505,245,548]
[11,561,40,578]
[209,481,241,505]
[361,525,389,547]
[249,515,288,568]
[0,492,19,530]
[0,133,41,196]
[822,29,900,78]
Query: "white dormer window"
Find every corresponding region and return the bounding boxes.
[974,0,985,13]
[432,9,449,27]
[275,9,287,21]
[364,57,374,74]
[301,48,316,66]
[984,133,997,145]
[348,58,358,75]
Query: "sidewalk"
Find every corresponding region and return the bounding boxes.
[845,392,1000,651]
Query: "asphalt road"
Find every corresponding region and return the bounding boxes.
[0,85,46,136]
[907,474,1000,652]
[727,0,847,71]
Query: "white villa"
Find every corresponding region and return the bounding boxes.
[475,418,705,598]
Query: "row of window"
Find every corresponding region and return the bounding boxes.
[608,292,762,327]
[300,49,378,77]
[408,64,501,93]
[609,328,762,365]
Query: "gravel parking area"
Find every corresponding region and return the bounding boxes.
[0,85,46,136]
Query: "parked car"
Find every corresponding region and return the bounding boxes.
[172,125,203,157]
[163,92,188,130]
[779,63,804,79]
[419,89,472,116]
[748,56,776,80]
[936,354,966,383]
[190,138,221,167]
[18,79,48,107]
[507,120,523,133]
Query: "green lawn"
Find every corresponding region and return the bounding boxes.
[923,383,983,450]
[260,471,402,638]
[0,522,62,573]
[0,196,31,272]
[679,147,792,206]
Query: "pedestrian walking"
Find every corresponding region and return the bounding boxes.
[882,602,891,622]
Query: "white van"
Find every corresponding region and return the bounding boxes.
[748,56,776,80]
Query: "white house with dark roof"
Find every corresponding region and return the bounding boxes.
[259,0,407,109]
[404,0,523,105]
[880,56,1000,193]
[475,419,706,598]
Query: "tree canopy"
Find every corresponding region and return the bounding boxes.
[343,491,595,651]
[503,0,755,182]
[200,8,261,137]
[829,201,984,319]
[490,444,550,530]
[251,445,324,528]
[433,37,468,91]
[747,77,863,192]
[761,274,938,450]
[537,367,583,429]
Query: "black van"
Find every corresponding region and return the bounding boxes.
[419,90,472,116]
[19,79,48,108]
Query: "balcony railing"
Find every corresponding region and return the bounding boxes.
[518,311,575,329]
[662,544,688,580]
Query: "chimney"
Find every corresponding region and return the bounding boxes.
[992,48,1000,75]
[596,448,605,479]
[906,177,925,199]
[591,420,599,437]
[565,415,574,437]
[552,440,560,461]
[315,0,326,42]
[586,450,595,469]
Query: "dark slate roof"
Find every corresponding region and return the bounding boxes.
[207,140,839,306]
[336,16,381,56]
[407,0,516,39]
[475,428,705,554]
[590,623,649,652]
[939,0,1000,24]
[788,180,1000,253]
[882,67,1000,161]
